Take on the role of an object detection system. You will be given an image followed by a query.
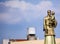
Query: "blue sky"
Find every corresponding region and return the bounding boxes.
[0,0,60,44]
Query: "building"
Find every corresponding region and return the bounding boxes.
[27,27,37,40]
[3,39,9,44]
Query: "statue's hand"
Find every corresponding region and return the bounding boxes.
[43,29,45,31]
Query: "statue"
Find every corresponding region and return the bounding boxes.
[43,10,57,44]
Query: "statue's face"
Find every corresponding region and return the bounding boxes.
[48,12,51,16]
[47,10,51,16]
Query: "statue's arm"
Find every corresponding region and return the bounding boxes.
[52,18,57,28]
[54,20,57,28]
[43,18,47,31]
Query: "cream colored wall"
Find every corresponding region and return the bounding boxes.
[10,40,44,44]
[10,39,60,44]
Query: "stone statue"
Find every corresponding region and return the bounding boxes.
[43,10,57,36]
[43,10,57,44]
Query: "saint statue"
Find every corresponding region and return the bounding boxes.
[43,10,57,44]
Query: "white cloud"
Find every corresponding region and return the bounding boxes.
[0,13,22,24]
[0,0,55,24]
[3,1,53,11]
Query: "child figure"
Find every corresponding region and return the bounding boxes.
[51,11,55,20]
[51,11,56,27]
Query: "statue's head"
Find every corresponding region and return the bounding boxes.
[47,10,51,16]
[51,11,55,15]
